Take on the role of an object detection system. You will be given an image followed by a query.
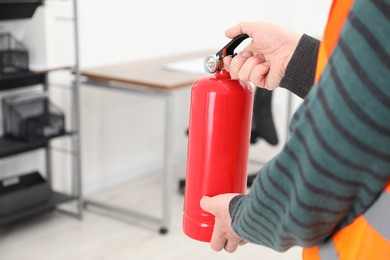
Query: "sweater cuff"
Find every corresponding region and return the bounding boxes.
[229,195,246,218]
[280,34,320,99]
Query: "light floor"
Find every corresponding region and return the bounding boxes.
[0,164,302,260]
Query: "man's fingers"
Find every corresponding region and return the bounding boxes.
[229,53,249,80]
[210,224,226,252]
[238,240,248,246]
[223,50,254,73]
[223,56,232,72]
[224,239,239,253]
[237,55,264,82]
[241,50,253,58]
[200,196,226,252]
[250,62,270,88]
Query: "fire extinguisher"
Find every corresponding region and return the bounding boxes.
[183,34,254,242]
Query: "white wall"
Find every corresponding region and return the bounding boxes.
[0,0,332,194]
[78,0,298,67]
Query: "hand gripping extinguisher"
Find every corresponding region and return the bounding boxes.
[183,34,254,242]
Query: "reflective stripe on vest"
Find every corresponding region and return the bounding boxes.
[303,182,390,260]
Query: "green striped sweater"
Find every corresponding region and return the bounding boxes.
[229,0,390,251]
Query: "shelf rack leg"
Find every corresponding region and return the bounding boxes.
[42,72,54,187]
[45,144,53,186]
[72,0,83,220]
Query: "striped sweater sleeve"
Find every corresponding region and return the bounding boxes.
[229,0,390,252]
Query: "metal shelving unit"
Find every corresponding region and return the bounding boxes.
[0,0,83,226]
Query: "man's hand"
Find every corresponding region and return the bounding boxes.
[223,22,301,90]
[200,194,247,253]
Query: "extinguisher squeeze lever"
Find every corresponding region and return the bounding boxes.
[203,34,249,74]
[216,34,249,59]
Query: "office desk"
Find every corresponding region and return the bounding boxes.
[80,51,209,233]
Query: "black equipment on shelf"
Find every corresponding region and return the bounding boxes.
[2,92,66,141]
[0,32,29,75]
[0,171,75,227]
[0,171,51,217]
[0,0,43,21]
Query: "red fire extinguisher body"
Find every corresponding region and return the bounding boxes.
[183,70,254,242]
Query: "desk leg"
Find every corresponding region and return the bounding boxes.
[161,93,173,234]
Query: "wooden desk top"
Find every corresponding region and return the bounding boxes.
[80,50,211,91]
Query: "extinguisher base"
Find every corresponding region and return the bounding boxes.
[183,214,214,242]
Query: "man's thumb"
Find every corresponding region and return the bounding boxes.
[200,196,214,214]
[225,22,255,39]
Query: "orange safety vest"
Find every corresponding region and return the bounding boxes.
[303,0,390,259]
[315,0,354,83]
[303,182,390,259]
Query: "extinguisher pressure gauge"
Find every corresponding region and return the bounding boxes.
[203,56,219,74]
[203,34,249,74]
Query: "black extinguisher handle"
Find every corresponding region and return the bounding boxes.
[203,34,250,74]
[216,34,249,59]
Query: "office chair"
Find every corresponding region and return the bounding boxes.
[247,87,278,187]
